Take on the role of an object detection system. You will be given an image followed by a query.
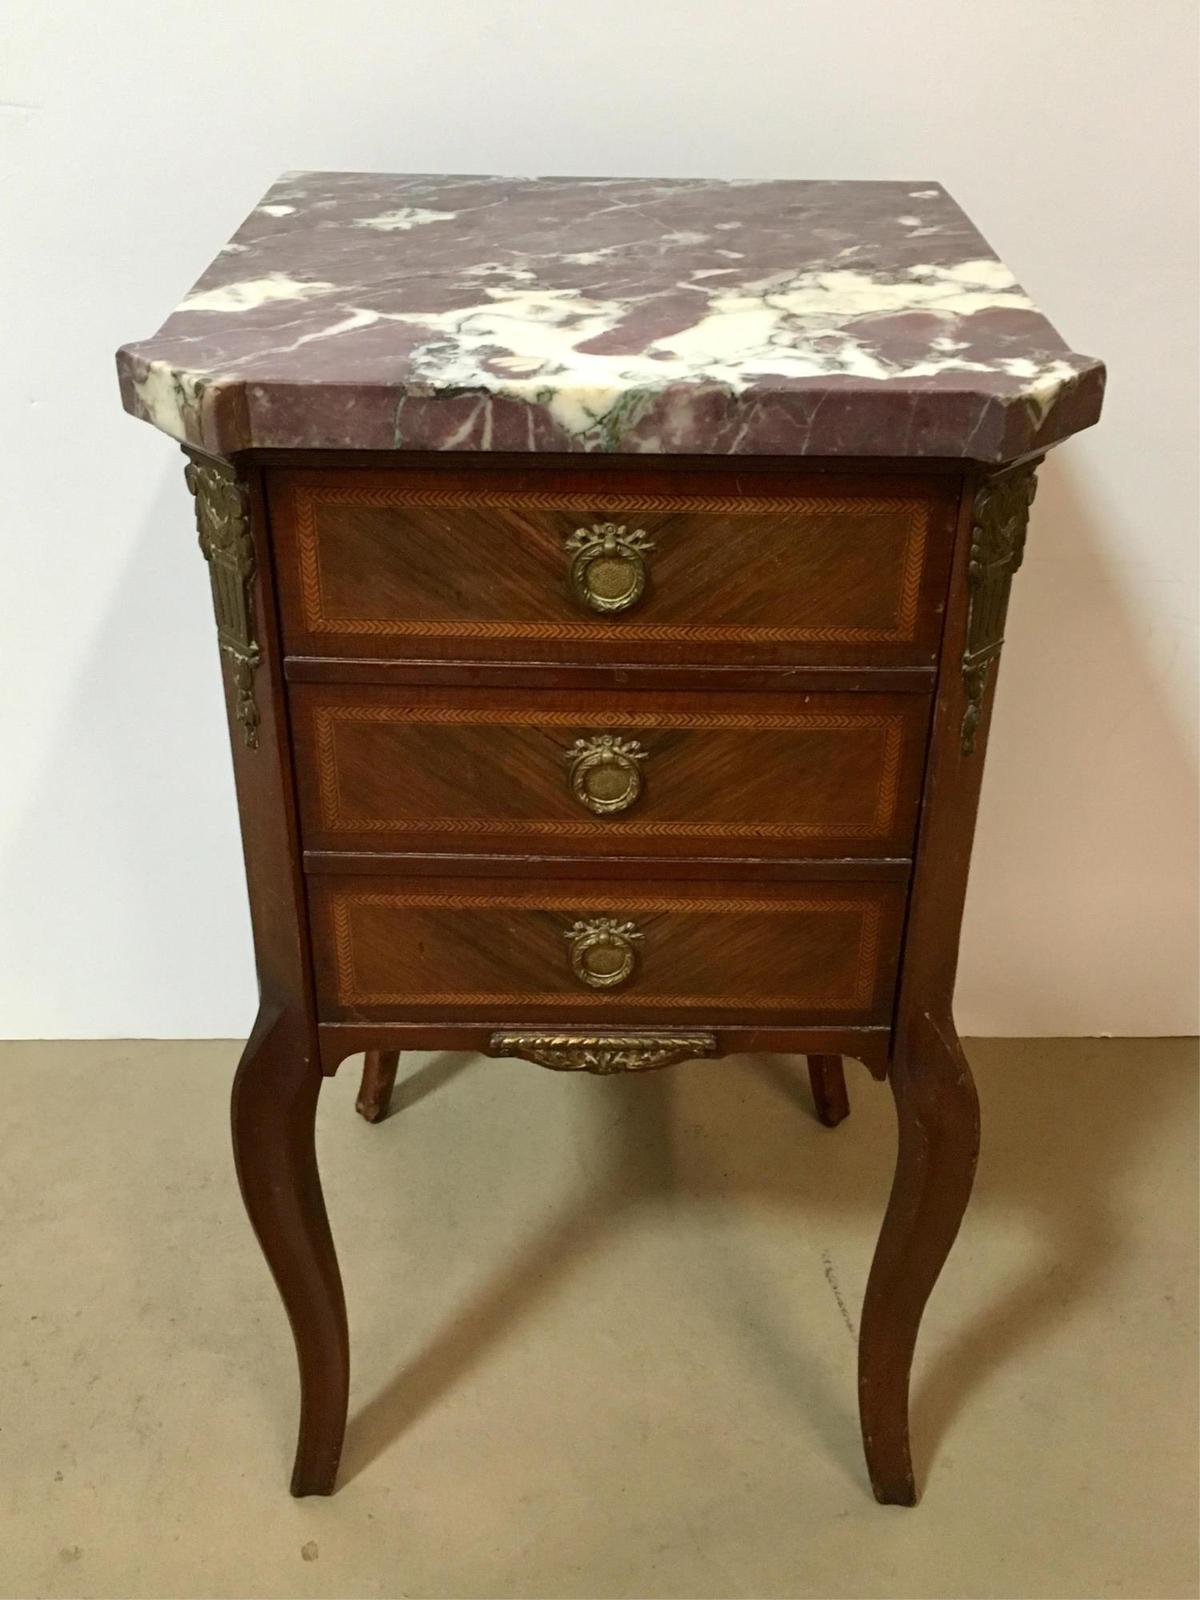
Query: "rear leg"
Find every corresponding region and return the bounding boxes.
[356,1051,400,1124]
[807,1054,850,1127]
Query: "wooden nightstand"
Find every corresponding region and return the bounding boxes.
[117,173,1104,1503]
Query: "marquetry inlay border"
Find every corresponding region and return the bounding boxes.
[326,890,884,1012]
[310,703,906,841]
[290,484,929,644]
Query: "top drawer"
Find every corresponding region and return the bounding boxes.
[268,466,958,668]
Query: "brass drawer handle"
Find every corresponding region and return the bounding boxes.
[566,734,647,815]
[565,523,655,613]
[565,917,642,989]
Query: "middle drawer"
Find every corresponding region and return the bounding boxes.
[290,685,929,859]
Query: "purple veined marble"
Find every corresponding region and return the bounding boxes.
[116,172,1105,461]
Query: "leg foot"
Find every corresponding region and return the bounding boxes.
[232,1004,349,1496]
[356,1050,401,1124]
[806,1054,850,1127]
[858,1015,979,1505]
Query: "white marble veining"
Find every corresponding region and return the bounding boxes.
[178,273,336,314]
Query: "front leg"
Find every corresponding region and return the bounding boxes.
[231,1003,349,1496]
[858,1013,979,1504]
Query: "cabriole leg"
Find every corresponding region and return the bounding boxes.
[231,1004,349,1496]
[858,1015,980,1505]
[356,1050,401,1124]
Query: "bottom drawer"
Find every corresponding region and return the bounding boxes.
[309,876,906,1027]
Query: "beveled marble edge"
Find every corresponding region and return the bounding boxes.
[115,357,1104,462]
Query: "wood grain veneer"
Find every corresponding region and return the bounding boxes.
[289,684,929,859]
[308,877,904,1025]
[268,465,958,667]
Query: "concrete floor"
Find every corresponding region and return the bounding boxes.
[0,1038,1195,1600]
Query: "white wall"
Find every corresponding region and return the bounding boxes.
[2,0,1196,1039]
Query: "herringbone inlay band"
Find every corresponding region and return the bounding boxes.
[290,484,929,644]
[311,703,906,840]
[327,892,883,1012]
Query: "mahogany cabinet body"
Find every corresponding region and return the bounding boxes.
[190,446,1030,1504]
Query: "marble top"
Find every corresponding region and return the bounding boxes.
[117,172,1104,461]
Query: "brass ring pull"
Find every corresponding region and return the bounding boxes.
[566,734,647,815]
[565,523,656,613]
[565,917,642,990]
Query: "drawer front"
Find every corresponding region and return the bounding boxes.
[309,877,905,1026]
[291,685,929,859]
[269,467,956,667]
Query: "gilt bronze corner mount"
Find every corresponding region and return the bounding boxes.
[184,458,261,748]
[961,462,1039,754]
